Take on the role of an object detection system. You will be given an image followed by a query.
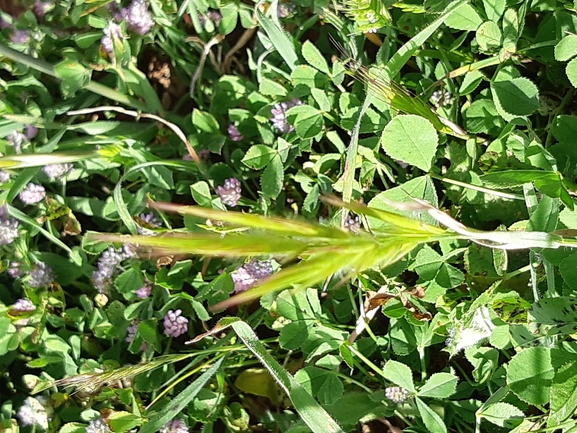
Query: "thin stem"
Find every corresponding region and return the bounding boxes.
[430,173,524,201]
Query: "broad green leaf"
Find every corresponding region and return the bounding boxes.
[476,21,502,51]
[192,109,220,133]
[462,99,504,134]
[529,297,577,335]
[484,0,506,22]
[325,393,391,429]
[108,412,140,433]
[382,360,415,392]
[291,65,330,89]
[552,115,577,144]
[139,357,224,433]
[261,154,284,199]
[477,402,524,427]
[507,347,554,406]
[416,397,447,433]
[302,40,330,74]
[445,4,482,31]
[190,181,212,207]
[566,57,577,88]
[279,321,309,350]
[259,78,288,96]
[549,361,577,427]
[295,367,344,405]
[555,35,577,62]
[502,9,519,51]
[491,78,539,116]
[418,373,458,399]
[381,115,438,172]
[54,60,91,98]
[59,423,87,433]
[288,105,324,139]
[235,368,282,403]
[242,145,278,169]
[465,347,499,384]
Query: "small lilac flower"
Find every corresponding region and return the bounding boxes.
[198,10,222,28]
[33,0,52,19]
[136,211,161,235]
[28,262,54,288]
[0,208,19,246]
[92,245,135,293]
[43,163,73,180]
[0,171,9,183]
[160,419,189,433]
[0,17,12,29]
[385,386,410,404]
[10,29,30,45]
[19,183,46,204]
[135,281,152,299]
[227,124,243,141]
[25,125,38,139]
[17,397,50,429]
[86,418,112,433]
[231,259,274,293]
[101,22,123,55]
[163,309,188,338]
[120,0,155,35]
[8,262,23,278]
[344,214,361,234]
[7,130,25,154]
[277,2,296,18]
[12,298,35,312]
[431,89,453,108]
[217,178,241,207]
[126,320,148,351]
[270,98,303,133]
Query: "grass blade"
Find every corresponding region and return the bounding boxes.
[255,7,298,71]
[190,318,345,433]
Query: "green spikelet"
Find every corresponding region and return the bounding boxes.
[343,0,391,33]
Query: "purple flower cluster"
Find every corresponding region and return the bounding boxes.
[126,320,148,351]
[344,214,361,234]
[19,183,46,204]
[159,419,189,433]
[43,163,73,180]
[135,281,152,299]
[109,0,155,35]
[136,211,161,235]
[227,124,243,141]
[92,245,135,293]
[10,29,30,45]
[217,178,241,207]
[231,259,274,293]
[101,22,123,55]
[86,418,112,433]
[385,386,410,404]
[33,0,52,19]
[28,262,54,288]
[12,298,35,313]
[163,309,188,338]
[270,98,303,133]
[198,10,222,28]
[0,207,19,246]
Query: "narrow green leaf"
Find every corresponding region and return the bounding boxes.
[415,397,447,433]
[255,8,298,71]
[418,373,458,399]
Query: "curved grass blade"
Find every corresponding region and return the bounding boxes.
[189,317,345,433]
[139,357,224,433]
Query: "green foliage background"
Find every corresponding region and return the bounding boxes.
[3,0,577,432]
